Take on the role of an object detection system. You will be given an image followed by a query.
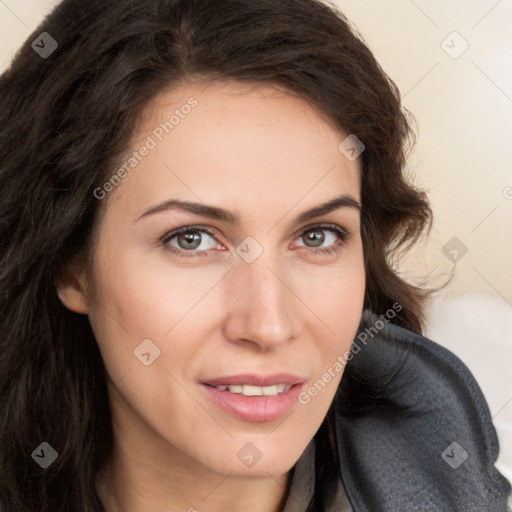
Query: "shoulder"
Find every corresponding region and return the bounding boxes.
[333,309,512,511]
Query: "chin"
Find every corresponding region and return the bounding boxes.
[197,436,308,478]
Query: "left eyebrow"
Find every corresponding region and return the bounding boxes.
[135,194,361,224]
[294,195,361,223]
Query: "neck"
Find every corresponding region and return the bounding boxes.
[97,455,293,512]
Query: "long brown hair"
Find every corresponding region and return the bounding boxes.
[0,0,432,509]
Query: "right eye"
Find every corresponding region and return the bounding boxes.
[161,226,225,258]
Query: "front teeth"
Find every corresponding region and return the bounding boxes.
[214,384,291,396]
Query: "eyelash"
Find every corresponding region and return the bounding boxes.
[160,224,349,259]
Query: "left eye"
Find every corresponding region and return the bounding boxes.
[295,227,342,249]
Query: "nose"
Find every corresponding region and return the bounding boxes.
[222,250,297,350]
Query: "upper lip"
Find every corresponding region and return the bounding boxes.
[202,373,307,387]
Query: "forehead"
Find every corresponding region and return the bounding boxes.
[138,79,347,153]
[107,79,361,218]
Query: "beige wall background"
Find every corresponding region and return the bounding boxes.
[335,0,512,297]
[1,0,511,478]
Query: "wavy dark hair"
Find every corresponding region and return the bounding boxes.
[0,0,433,510]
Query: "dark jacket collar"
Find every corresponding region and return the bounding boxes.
[333,309,511,511]
[282,439,351,511]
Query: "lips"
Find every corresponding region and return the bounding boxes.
[202,373,306,387]
[200,373,307,422]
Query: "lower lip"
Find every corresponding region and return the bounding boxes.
[200,383,304,422]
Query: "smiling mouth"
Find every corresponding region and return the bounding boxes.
[200,373,306,422]
[206,383,292,396]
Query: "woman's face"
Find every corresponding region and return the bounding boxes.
[66,80,365,478]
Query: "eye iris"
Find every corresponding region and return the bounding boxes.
[303,229,325,247]
[178,232,202,250]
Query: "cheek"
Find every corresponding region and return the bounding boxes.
[90,250,228,340]
[85,248,232,387]
[296,258,364,423]
[298,242,365,379]
[295,241,365,332]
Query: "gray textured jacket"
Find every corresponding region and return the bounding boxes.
[284,310,511,511]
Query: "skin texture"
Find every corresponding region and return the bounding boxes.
[57,80,365,512]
